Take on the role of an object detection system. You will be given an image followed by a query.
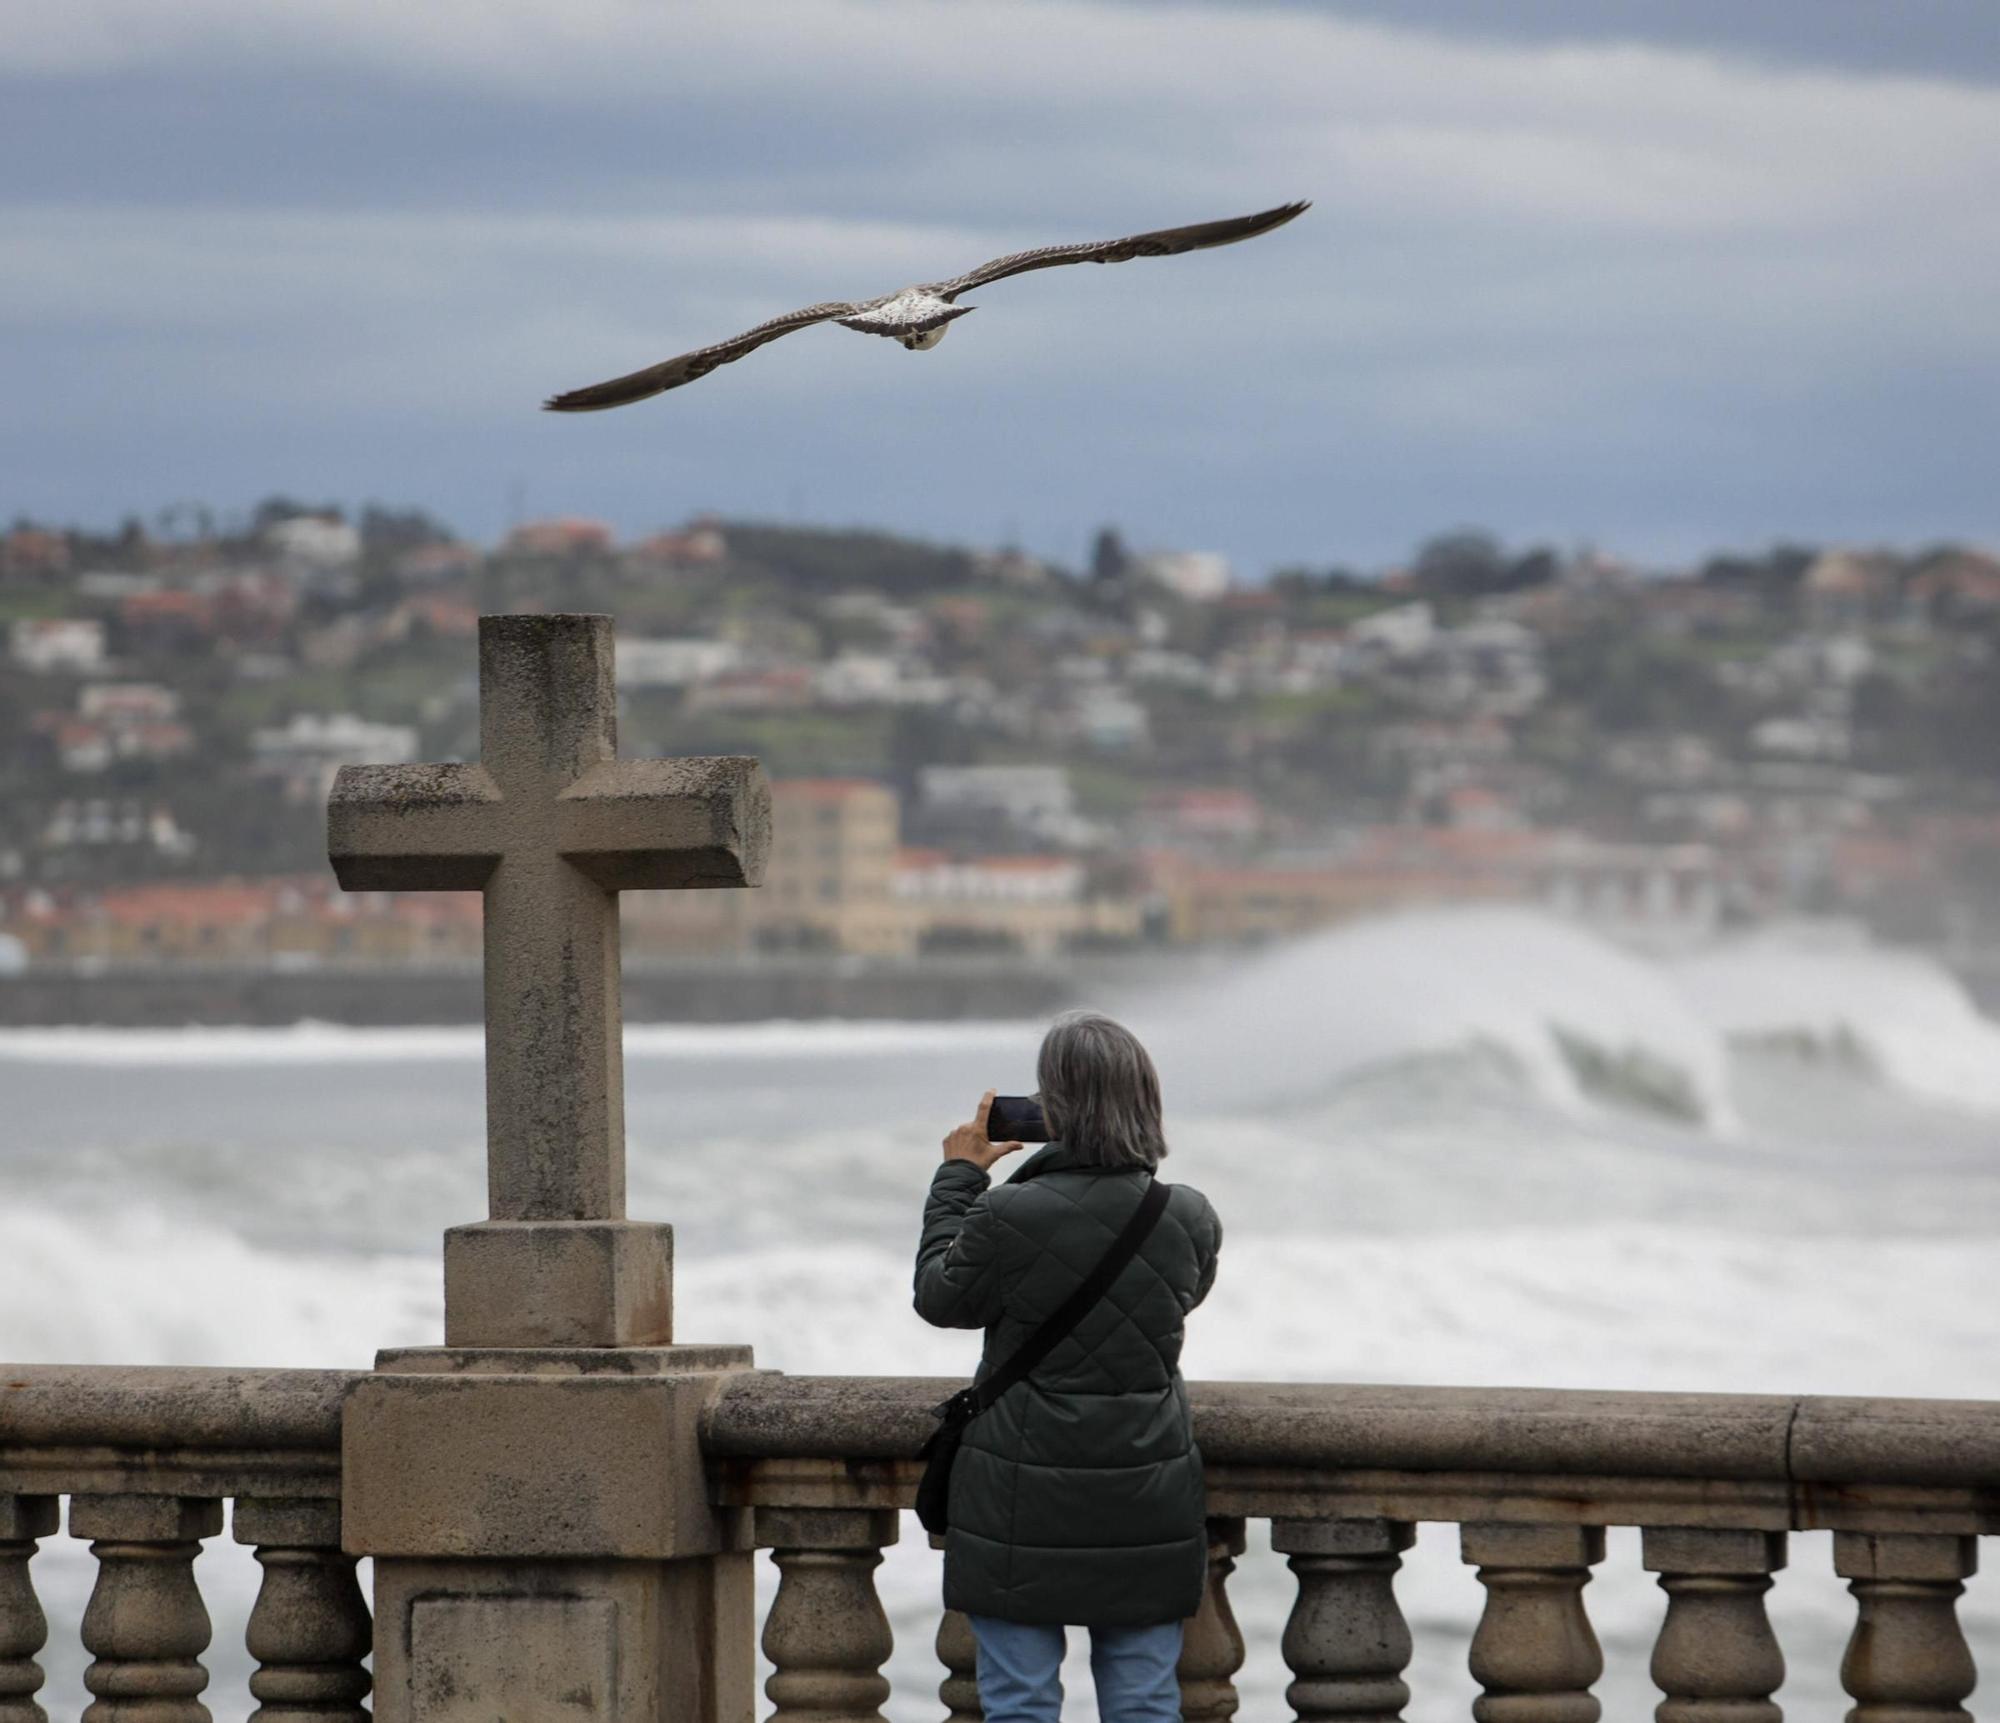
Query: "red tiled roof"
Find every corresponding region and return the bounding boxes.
[90,883,281,926]
[959,855,1075,873]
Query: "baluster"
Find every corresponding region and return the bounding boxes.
[1178,1516,1247,1723]
[1461,1522,1605,1723]
[928,1532,983,1723]
[1835,1532,1976,1723]
[71,1494,223,1723]
[757,1507,897,1723]
[1,1497,58,1723]
[1272,1517,1414,1721]
[1642,1527,1786,1723]
[231,1499,371,1723]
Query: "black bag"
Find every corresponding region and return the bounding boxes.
[916,1175,1172,1535]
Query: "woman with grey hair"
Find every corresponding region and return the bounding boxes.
[915,1011,1223,1723]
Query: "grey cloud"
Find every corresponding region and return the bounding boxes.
[2,0,1997,568]
[1227,0,2000,85]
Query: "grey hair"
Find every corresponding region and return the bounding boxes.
[1036,1010,1168,1170]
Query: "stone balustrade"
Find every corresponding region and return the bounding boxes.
[0,1367,365,1723]
[707,1375,2000,1721]
[6,1365,1997,1720]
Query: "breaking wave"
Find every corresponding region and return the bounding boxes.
[1139,907,1734,1126]
[1674,933,2000,1116]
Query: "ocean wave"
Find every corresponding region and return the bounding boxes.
[1675,935,2000,1116]
[1135,907,1736,1128]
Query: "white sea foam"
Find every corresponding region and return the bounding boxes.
[0,1206,437,1368]
[8,1202,1991,1405]
[1675,933,2000,1115]
[686,1229,2000,1400]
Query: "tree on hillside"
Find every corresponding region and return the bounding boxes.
[1697,543,1817,600]
[718,522,978,595]
[1411,528,1505,596]
[1090,527,1129,584]
[1504,547,1561,590]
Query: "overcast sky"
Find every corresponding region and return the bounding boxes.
[5,0,1997,573]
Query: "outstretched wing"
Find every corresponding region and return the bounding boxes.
[925,200,1309,302]
[542,301,859,412]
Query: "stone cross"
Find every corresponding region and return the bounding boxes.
[327,612,769,1345]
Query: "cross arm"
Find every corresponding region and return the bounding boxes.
[327,762,505,891]
[555,756,771,891]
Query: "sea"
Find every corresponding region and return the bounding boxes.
[4,906,1997,1720]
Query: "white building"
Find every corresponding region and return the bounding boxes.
[1349,602,1436,659]
[10,619,107,674]
[79,682,180,723]
[1133,550,1233,601]
[1540,839,1723,951]
[895,853,1085,905]
[254,712,418,763]
[919,766,1075,830]
[1064,686,1150,751]
[916,763,1106,848]
[1125,649,1216,690]
[813,653,952,707]
[1752,713,1853,762]
[823,591,926,644]
[614,637,741,689]
[920,767,1072,823]
[265,516,362,570]
[252,713,420,802]
[40,800,197,861]
[893,851,1096,957]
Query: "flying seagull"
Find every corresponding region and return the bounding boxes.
[542,200,1309,412]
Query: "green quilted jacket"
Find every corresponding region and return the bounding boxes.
[914,1140,1223,1626]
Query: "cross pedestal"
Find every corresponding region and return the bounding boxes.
[330,614,771,1723]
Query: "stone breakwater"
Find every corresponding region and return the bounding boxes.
[0,954,1208,1027]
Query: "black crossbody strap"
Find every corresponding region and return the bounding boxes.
[965,1176,1171,1416]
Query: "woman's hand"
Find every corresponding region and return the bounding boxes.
[943,1090,1025,1171]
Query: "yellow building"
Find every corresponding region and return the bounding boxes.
[749,779,907,956]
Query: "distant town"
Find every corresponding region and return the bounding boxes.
[3,503,1999,985]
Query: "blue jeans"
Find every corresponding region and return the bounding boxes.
[968,1614,1183,1723]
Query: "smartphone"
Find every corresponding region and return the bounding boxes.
[986,1096,1050,1143]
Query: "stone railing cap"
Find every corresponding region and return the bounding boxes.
[0,1365,357,1452]
[704,1374,2000,1489]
